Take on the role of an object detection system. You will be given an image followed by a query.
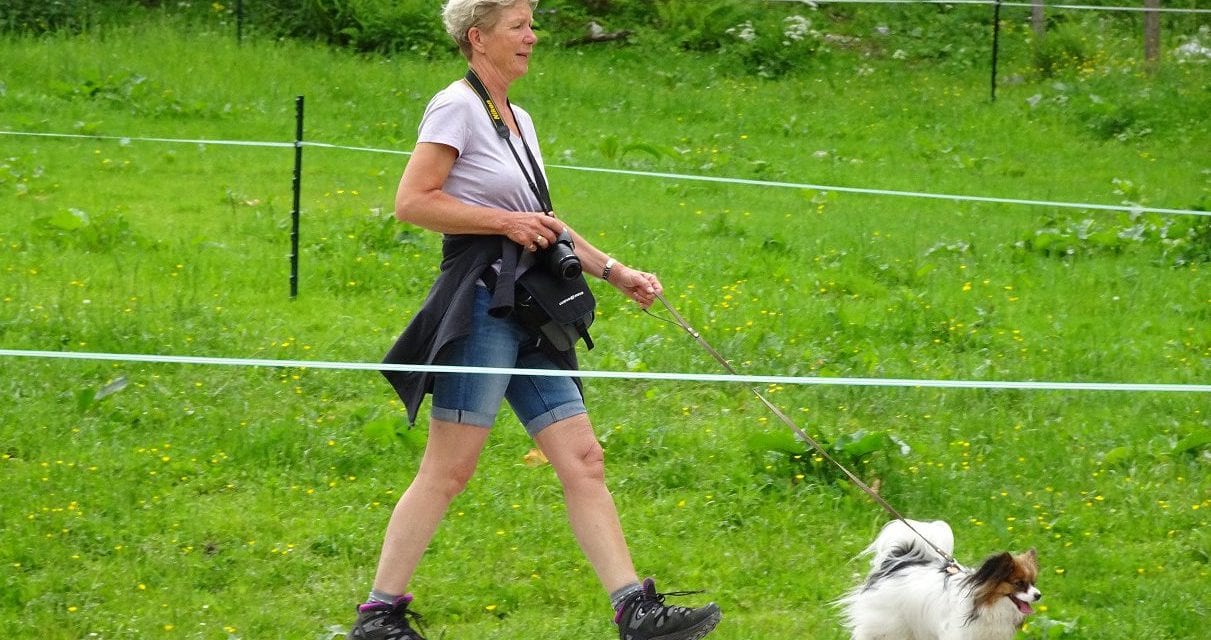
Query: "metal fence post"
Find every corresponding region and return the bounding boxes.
[290,96,304,299]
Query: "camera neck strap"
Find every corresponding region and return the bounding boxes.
[463,69,553,214]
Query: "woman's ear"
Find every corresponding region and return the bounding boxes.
[467,26,486,54]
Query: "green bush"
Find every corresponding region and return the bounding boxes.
[1019,210,1211,266]
[654,0,752,52]
[0,0,143,34]
[246,0,449,56]
[720,12,823,78]
[1032,23,1091,77]
[535,0,661,43]
[1,0,76,33]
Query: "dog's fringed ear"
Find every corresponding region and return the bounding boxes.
[968,552,1015,588]
[1017,548,1040,574]
[961,552,1017,607]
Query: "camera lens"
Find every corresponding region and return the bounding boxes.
[557,254,582,279]
[546,231,582,280]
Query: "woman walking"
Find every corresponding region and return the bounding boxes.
[349,2,722,640]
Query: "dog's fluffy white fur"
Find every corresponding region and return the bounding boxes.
[838,519,1041,640]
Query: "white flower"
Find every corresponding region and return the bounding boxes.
[727,20,757,43]
[1174,40,1211,62]
[783,15,811,42]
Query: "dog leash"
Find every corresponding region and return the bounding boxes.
[650,292,958,567]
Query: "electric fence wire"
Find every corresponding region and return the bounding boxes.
[0,130,295,148]
[0,349,1207,394]
[1,130,1206,217]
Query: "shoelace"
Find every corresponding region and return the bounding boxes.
[378,605,426,640]
[634,588,705,618]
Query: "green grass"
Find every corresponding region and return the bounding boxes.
[2,17,1210,640]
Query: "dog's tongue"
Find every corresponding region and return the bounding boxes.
[1012,597,1034,615]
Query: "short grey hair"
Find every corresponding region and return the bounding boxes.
[443,0,538,59]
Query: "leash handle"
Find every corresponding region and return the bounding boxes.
[652,292,958,567]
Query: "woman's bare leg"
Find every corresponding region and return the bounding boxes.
[533,414,639,593]
[371,419,491,594]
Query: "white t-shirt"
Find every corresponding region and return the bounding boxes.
[417,79,547,215]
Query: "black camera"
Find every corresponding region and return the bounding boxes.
[544,230,582,280]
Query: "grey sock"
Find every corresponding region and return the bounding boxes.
[610,582,642,611]
[368,589,402,606]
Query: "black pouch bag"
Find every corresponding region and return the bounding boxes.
[514,268,596,352]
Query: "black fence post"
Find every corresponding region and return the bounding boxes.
[290,96,304,299]
[990,0,1003,102]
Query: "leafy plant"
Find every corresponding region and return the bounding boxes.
[1018,211,1211,266]
[2,0,92,34]
[1032,23,1091,78]
[359,409,425,449]
[35,207,144,252]
[1,155,53,199]
[747,426,907,486]
[352,207,430,254]
[232,0,449,56]
[596,134,674,167]
[340,0,448,57]
[75,376,129,413]
[654,0,752,53]
[1173,429,1211,457]
[1021,615,1081,639]
[721,13,824,79]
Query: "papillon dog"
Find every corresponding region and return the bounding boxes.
[838,519,1042,640]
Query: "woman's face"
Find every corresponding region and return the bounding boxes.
[473,2,537,82]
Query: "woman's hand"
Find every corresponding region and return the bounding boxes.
[502,212,569,253]
[609,264,662,310]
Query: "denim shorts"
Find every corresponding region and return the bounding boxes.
[431,285,587,436]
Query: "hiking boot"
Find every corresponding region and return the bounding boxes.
[614,578,722,640]
[349,594,425,640]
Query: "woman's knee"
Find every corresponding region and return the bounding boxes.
[415,460,478,501]
[536,416,609,485]
[414,419,490,500]
[581,439,606,477]
[560,437,607,486]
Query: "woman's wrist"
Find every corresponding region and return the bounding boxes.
[601,257,617,282]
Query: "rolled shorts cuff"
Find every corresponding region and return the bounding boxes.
[431,405,497,429]
[524,400,588,437]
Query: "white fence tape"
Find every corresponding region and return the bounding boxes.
[2,130,1205,217]
[1,349,1206,394]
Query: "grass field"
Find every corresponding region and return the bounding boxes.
[1,16,1209,640]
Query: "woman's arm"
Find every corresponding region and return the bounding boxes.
[398,141,659,307]
[564,226,662,309]
[395,141,565,247]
